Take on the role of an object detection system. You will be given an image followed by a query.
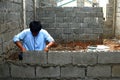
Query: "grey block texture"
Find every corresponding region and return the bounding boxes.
[22,51,47,64]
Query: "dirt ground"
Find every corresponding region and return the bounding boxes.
[51,39,120,51]
[102,39,120,51]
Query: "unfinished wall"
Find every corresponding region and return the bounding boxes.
[0,51,120,80]
[26,0,57,26]
[104,0,114,38]
[104,0,120,39]
[0,0,23,54]
[116,0,120,38]
[36,7,104,42]
[25,0,34,25]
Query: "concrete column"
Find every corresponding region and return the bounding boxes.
[115,0,120,38]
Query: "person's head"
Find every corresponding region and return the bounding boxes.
[29,21,42,36]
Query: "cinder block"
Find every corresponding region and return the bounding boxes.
[84,28,93,34]
[48,52,72,65]
[79,34,91,40]
[2,32,11,42]
[36,66,60,78]
[8,22,20,30]
[63,17,73,23]
[66,12,75,17]
[7,13,19,22]
[11,64,35,78]
[42,23,54,28]
[73,34,80,41]
[84,17,97,23]
[73,52,97,65]
[80,23,88,28]
[96,12,103,17]
[0,63,10,78]
[78,28,84,34]
[92,7,103,12]
[58,23,69,28]
[56,12,66,17]
[22,51,47,64]
[112,65,120,77]
[46,28,56,36]
[64,7,74,12]
[62,34,74,42]
[61,65,85,78]
[93,28,103,33]
[42,17,55,23]
[56,17,64,23]
[88,34,98,40]
[98,52,120,64]
[2,40,14,53]
[90,12,97,17]
[0,24,8,33]
[82,7,93,12]
[78,17,84,23]
[73,28,80,34]
[87,65,111,77]
[76,12,86,17]
[63,29,73,34]
[69,23,81,28]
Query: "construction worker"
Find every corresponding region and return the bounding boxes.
[13,21,55,52]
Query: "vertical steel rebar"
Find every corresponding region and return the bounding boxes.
[113,0,117,37]
[33,0,36,20]
[22,0,26,29]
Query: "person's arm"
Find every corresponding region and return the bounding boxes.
[42,29,55,52]
[44,41,55,52]
[13,29,27,52]
[15,41,26,52]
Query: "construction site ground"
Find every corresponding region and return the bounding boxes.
[51,39,120,51]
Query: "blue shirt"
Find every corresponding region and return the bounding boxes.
[13,29,54,51]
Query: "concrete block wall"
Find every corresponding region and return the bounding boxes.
[116,0,120,38]
[36,7,104,42]
[24,0,57,27]
[0,0,23,54]
[104,0,114,38]
[0,51,120,80]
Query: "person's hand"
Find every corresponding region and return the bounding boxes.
[21,47,26,52]
[15,41,26,53]
[44,46,49,52]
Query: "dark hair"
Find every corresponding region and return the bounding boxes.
[29,21,42,33]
